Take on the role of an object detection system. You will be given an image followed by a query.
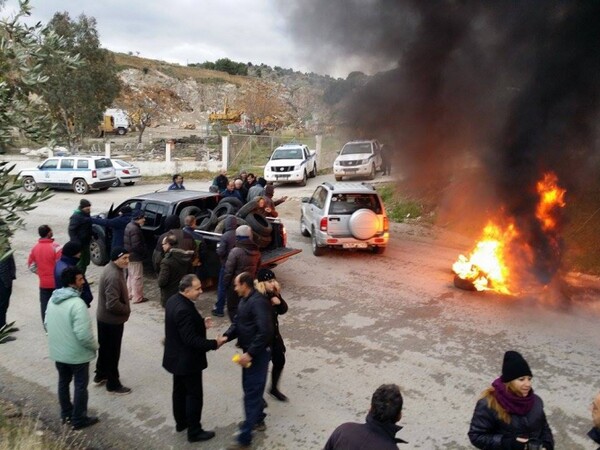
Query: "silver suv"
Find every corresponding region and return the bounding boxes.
[300,182,389,256]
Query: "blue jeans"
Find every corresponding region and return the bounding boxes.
[55,362,89,426]
[214,266,226,313]
[238,348,271,446]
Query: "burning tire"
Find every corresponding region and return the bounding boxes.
[453,275,478,291]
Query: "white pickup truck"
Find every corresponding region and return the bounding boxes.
[264,143,317,186]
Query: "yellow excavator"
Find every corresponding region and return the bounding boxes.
[208,100,242,124]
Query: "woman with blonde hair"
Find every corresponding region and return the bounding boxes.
[468,351,554,449]
[255,268,289,402]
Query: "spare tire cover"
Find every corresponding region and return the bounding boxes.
[348,208,378,240]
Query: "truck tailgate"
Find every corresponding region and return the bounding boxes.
[260,247,302,268]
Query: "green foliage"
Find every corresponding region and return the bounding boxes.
[190,58,248,76]
[0,162,52,258]
[37,11,120,148]
[377,183,424,222]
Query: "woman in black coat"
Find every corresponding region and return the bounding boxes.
[255,268,288,402]
[468,351,554,450]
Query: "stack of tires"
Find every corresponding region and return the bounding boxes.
[179,197,273,249]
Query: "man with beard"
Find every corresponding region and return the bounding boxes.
[162,274,227,443]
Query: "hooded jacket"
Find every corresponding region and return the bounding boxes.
[68,209,93,245]
[54,255,93,306]
[324,413,407,450]
[28,238,61,288]
[216,216,238,264]
[157,248,195,306]
[223,238,261,288]
[124,220,146,262]
[44,287,98,364]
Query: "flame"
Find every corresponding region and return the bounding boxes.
[452,222,516,294]
[452,171,566,294]
[536,172,566,231]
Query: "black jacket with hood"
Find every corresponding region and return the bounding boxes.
[216,216,238,264]
[223,237,261,288]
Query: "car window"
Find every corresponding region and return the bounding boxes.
[328,193,382,215]
[77,160,89,169]
[94,158,113,168]
[114,160,130,167]
[272,148,302,160]
[341,143,373,155]
[143,202,167,228]
[310,186,325,209]
[60,159,74,169]
[40,159,59,169]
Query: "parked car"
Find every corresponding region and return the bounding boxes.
[110,159,142,187]
[264,143,317,186]
[300,181,389,255]
[333,139,383,181]
[19,156,117,194]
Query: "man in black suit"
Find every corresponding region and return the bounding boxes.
[162,274,226,443]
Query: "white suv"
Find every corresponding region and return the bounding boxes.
[19,156,117,194]
[333,139,382,181]
[300,182,389,255]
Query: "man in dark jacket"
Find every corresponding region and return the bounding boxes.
[223,272,273,450]
[212,216,238,317]
[124,211,147,303]
[153,215,195,272]
[91,205,132,250]
[68,199,93,274]
[0,239,17,342]
[163,274,226,443]
[590,392,600,449]
[324,384,407,450]
[95,247,132,395]
[221,180,244,201]
[222,225,261,321]
[157,234,194,307]
[168,174,185,190]
[54,241,93,307]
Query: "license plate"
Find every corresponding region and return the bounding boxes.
[276,175,290,179]
[343,243,368,249]
[344,168,358,173]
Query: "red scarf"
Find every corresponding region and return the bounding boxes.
[491,377,535,416]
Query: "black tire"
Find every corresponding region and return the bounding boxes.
[214,215,248,234]
[214,202,238,218]
[236,198,260,218]
[311,228,324,256]
[300,214,310,237]
[335,175,343,182]
[72,178,89,195]
[218,197,243,208]
[245,213,272,237]
[368,164,375,180]
[197,209,217,231]
[111,178,121,187]
[117,127,127,135]
[299,171,307,187]
[310,164,317,178]
[372,246,386,255]
[453,275,478,291]
[253,232,272,249]
[179,206,201,224]
[90,237,109,266]
[22,177,38,192]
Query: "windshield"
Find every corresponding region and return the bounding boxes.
[328,193,382,214]
[272,148,303,160]
[114,160,132,167]
[341,143,372,155]
[95,158,113,168]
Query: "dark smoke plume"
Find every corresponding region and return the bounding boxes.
[281,0,600,284]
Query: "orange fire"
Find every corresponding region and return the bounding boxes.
[452,171,566,294]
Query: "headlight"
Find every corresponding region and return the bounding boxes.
[265,166,270,172]
[361,159,370,165]
[294,165,300,171]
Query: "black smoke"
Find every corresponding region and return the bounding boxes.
[281,0,600,284]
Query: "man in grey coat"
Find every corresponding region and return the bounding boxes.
[124,210,147,303]
[95,247,132,395]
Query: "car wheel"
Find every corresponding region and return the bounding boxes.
[335,175,342,182]
[72,178,89,195]
[310,164,317,178]
[372,246,386,255]
[299,171,307,187]
[117,128,126,135]
[311,228,324,256]
[90,237,109,266]
[300,214,310,237]
[22,176,38,192]
[112,178,121,187]
[368,164,375,180]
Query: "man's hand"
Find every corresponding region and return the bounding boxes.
[216,335,228,348]
[204,317,213,329]
[271,296,280,305]
[239,352,252,367]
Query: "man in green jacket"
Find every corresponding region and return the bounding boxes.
[45,266,99,430]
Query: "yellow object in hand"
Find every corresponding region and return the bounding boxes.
[232,353,252,368]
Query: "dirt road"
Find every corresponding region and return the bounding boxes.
[1,175,599,449]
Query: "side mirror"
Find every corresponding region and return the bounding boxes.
[301,197,310,203]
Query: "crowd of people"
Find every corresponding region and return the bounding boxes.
[0,170,598,449]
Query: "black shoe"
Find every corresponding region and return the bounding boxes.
[176,423,187,432]
[188,429,215,442]
[269,388,289,402]
[72,416,99,430]
[108,386,132,395]
[61,417,71,425]
[211,309,225,317]
[93,376,107,386]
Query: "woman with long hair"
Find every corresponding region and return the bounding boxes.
[255,268,289,402]
[468,351,554,449]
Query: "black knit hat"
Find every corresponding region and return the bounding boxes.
[110,246,129,261]
[62,241,82,257]
[501,351,533,382]
[257,268,275,282]
[79,199,91,209]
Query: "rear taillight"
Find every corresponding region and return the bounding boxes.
[383,217,389,232]
[320,217,328,232]
[122,169,130,174]
[91,170,97,178]
[282,225,287,247]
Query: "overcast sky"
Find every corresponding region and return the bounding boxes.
[2,0,363,78]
